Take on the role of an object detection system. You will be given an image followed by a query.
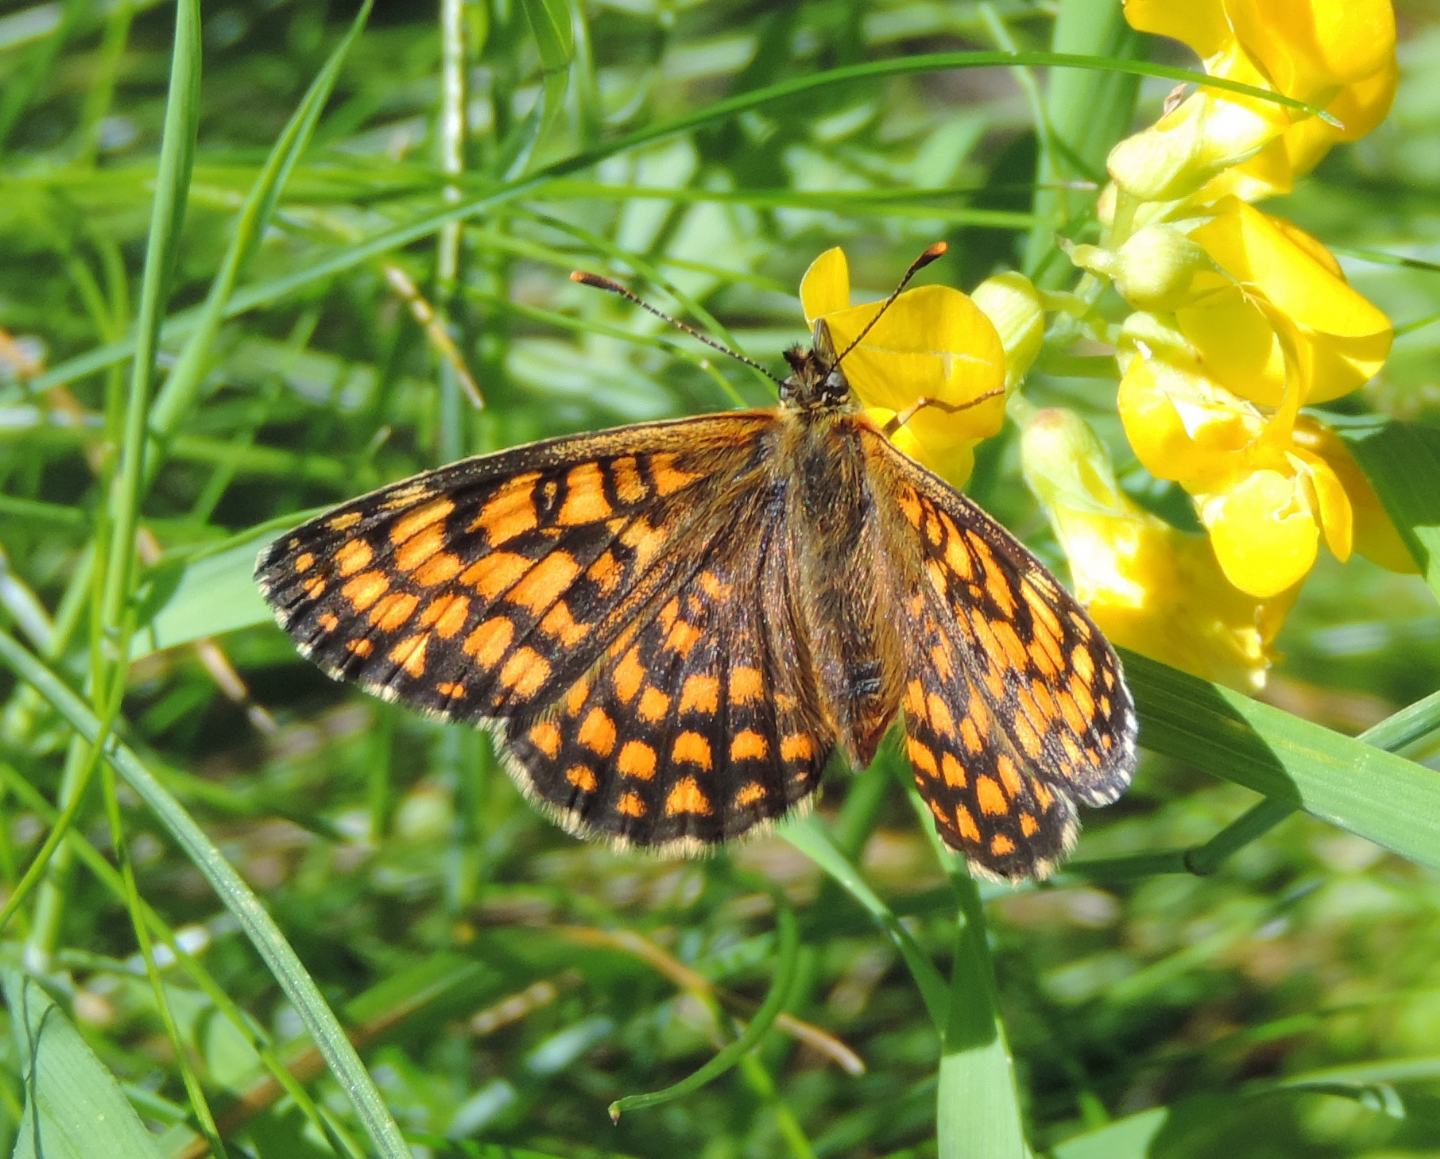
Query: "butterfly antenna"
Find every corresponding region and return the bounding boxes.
[571,271,783,385]
[833,241,949,367]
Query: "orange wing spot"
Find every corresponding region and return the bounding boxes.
[734,781,767,808]
[941,752,966,789]
[959,717,984,755]
[925,692,955,738]
[538,600,589,646]
[577,707,617,757]
[617,790,646,817]
[679,674,719,715]
[1060,733,1086,767]
[923,510,944,546]
[528,721,562,757]
[415,551,462,587]
[730,730,768,761]
[389,634,429,678]
[460,551,531,600]
[657,597,681,630]
[302,575,327,599]
[955,804,981,842]
[996,753,1024,798]
[637,686,671,723]
[565,765,598,793]
[1071,643,1096,683]
[558,462,612,525]
[507,551,581,615]
[1032,779,1055,809]
[335,538,374,577]
[648,453,702,496]
[968,534,1002,583]
[925,559,951,600]
[611,455,648,504]
[664,618,702,656]
[419,593,470,639]
[327,511,362,532]
[1019,812,1039,838]
[1057,687,1088,734]
[931,640,955,682]
[1012,715,1044,759]
[346,637,374,657]
[436,681,467,699]
[665,776,712,816]
[469,475,541,545]
[1102,666,1116,691]
[976,775,1008,816]
[989,834,1016,857]
[729,666,765,706]
[617,517,666,569]
[617,740,657,781]
[1069,612,1093,640]
[943,524,973,580]
[903,678,928,719]
[1023,579,1063,635]
[294,552,316,573]
[1098,693,1111,718]
[775,691,799,712]
[1031,680,1059,724]
[316,612,340,632]
[990,618,1031,672]
[393,523,442,573]
[389,497,454,546]
[906,737,939,779]
[586,549,624,596]
[612,648,645,703]
[564,678,590,716]
[672,731,713,769]
[781,733,815,762]
[896,485,923,529]
[1101,733,1115,752]
[379,482,430,510]
[369,592,419,632]
[1028,630,1062,677]
[463,615,513,667]
[698,571,732,600]
[499,647,551,699]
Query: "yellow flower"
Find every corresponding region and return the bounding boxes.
[1110,0,1396,203]
[799,247,1006,486]
[1117,317,1405,597]
[1021,407,1296,691]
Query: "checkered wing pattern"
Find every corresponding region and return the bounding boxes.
[505,490,833,851]
[865,431,1137,881]
[255,414,776,727]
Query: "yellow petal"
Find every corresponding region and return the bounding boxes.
[799,248,850,324]
[970,272,1044,388]
[1199,470,1319,597]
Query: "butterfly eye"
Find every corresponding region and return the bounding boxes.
[822,368,850,404]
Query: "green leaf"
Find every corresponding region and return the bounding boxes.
[1334,415,1440,601]
[1128,652,1440,870]
[134,526,281,656]
[4,969,163,1159]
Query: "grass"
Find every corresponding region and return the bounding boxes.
[1,1,1439,1156]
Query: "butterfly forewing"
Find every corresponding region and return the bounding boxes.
[255,414,775,725]
[862,428,1136,879]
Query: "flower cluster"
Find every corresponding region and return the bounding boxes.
[823,0,1408,689]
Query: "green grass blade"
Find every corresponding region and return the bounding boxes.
[0,630,412,1159]
[3,970,163,1159]
[1127,651,1440,869]
[1334,415,1440,601]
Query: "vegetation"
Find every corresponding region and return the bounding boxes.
[1,1,1438,1155]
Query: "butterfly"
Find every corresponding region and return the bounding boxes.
[254,246,1137,881]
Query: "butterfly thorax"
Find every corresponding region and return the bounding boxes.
[778,322,852,412]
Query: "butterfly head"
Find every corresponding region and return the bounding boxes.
[780,322,851,412]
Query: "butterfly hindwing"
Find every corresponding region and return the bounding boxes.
[862,428,1138,879]
[505,486,835,850]
[255,414,776,724]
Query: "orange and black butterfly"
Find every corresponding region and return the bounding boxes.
[255,246,1137,881]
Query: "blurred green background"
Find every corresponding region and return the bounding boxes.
[1,1,1439,1156]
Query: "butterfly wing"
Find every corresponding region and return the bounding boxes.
[256,412,835,849]
[255,413,776,724]
[861,427,1138,881]
[505,486,835,851]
